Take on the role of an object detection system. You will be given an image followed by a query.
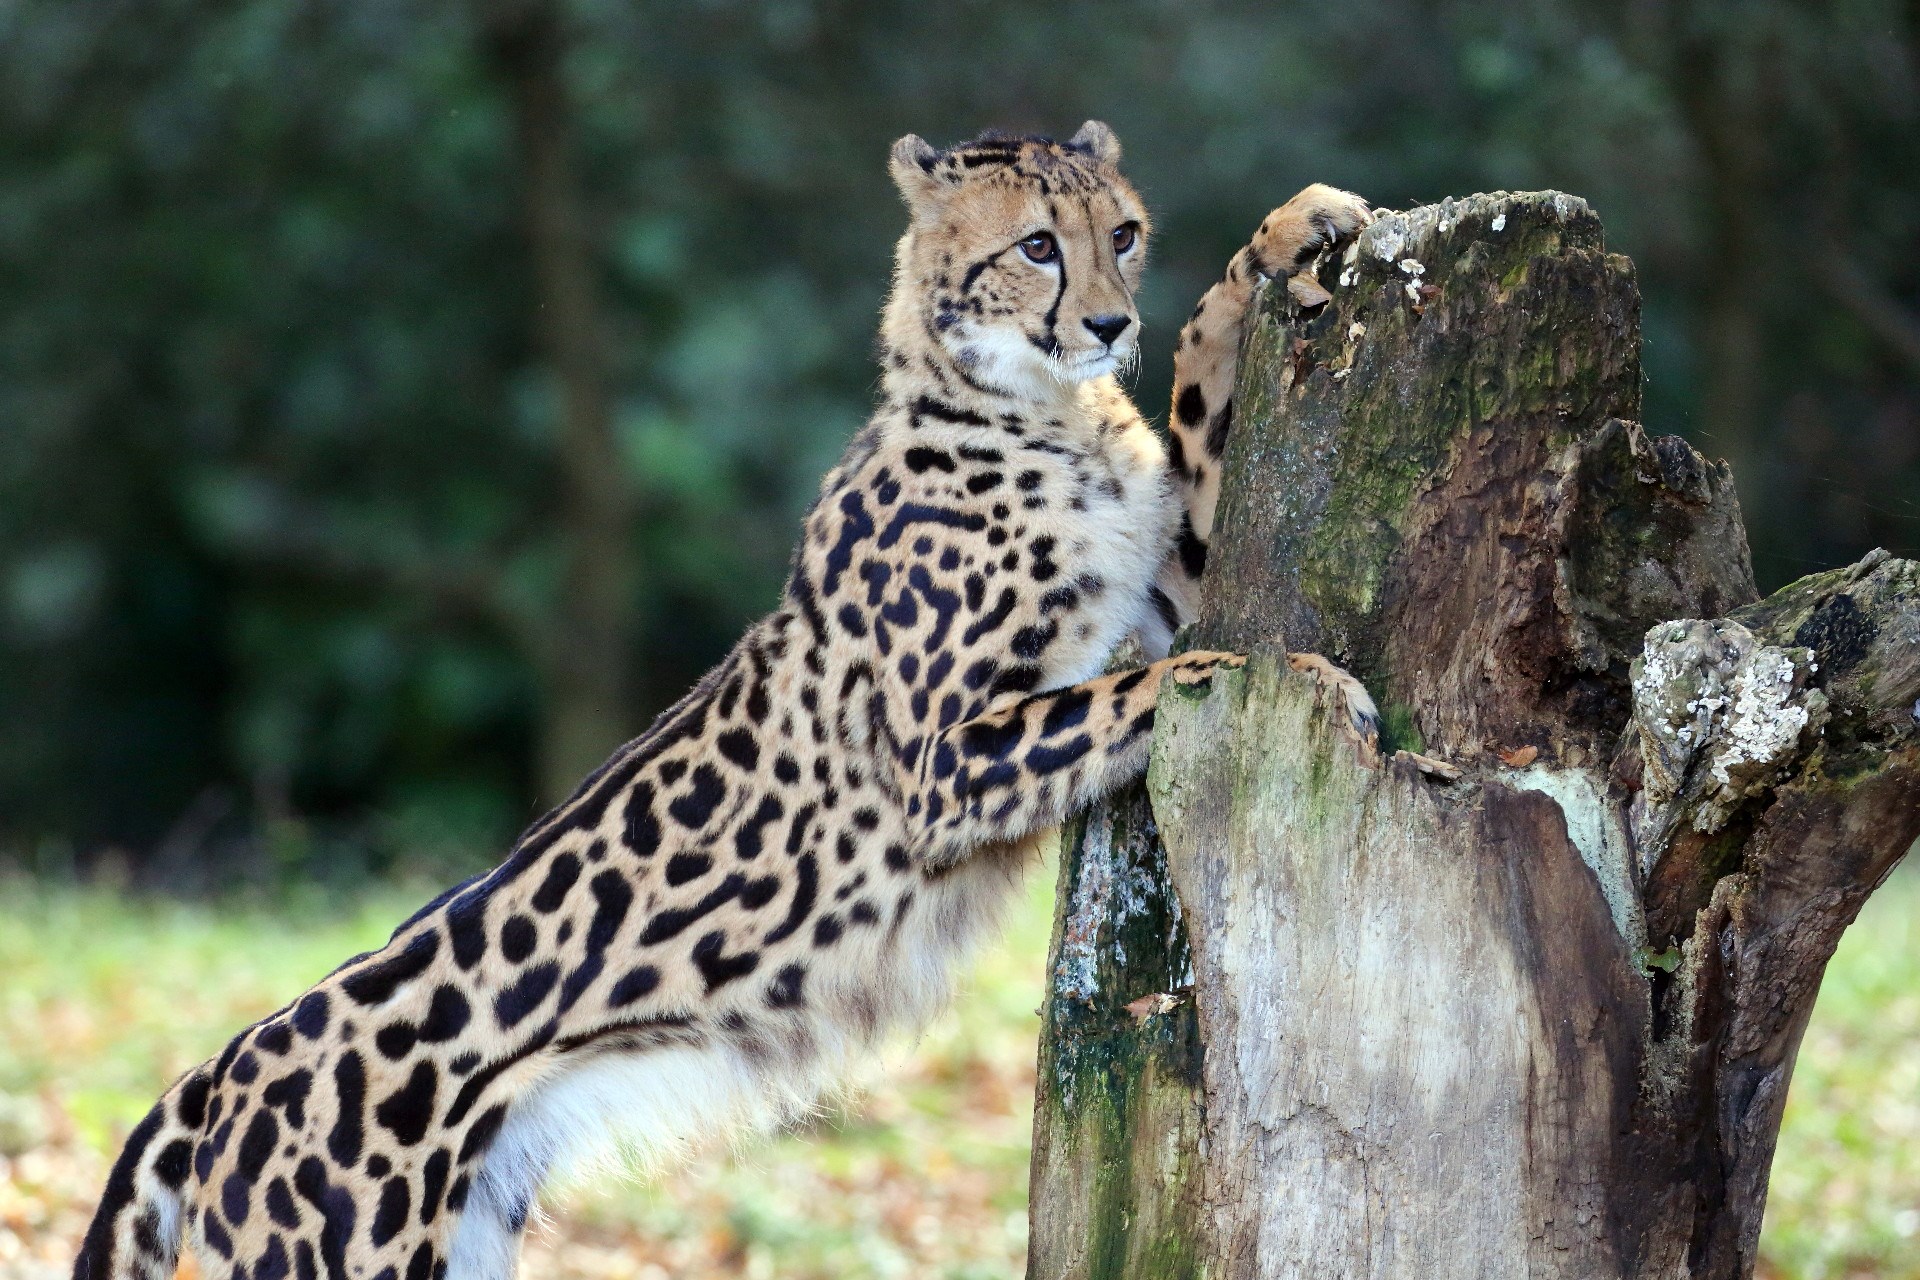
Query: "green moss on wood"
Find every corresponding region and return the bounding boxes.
[1198,192,1644,693]
[1028,786,1207,1279]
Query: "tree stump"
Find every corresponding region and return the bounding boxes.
[1026,192,1920,1279]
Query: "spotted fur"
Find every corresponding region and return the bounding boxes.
[75,123,1378,1280]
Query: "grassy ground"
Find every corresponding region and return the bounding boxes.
[1,859,1915,1279]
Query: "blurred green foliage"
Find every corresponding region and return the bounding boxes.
[1,0,1915,878]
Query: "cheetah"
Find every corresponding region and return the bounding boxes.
[74,121,1379,1280]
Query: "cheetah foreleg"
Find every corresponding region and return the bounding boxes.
[1164,184,1374,581]
[910,651,1245,867]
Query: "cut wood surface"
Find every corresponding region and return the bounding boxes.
[1027,191,1920,1280]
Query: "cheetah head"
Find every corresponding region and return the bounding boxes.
[887,122,1149,401]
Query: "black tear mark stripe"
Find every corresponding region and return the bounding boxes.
[1037,217,1069,355]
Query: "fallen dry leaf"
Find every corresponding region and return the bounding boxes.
[1123,990,1188,1023]
[1287,274,1333,308]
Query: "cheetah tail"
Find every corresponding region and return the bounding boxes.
[73,1065,211,1280]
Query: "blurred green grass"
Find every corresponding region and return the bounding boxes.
[1,859,1915,1278]
[0,869,1051,1279]
[1761,859,1920,1279]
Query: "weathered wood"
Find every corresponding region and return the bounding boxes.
[1026,783,1206,1280]
[1026,190,1920,1279]
[1150,650,1647,1276]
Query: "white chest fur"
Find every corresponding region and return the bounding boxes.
[1022,405,1180,690]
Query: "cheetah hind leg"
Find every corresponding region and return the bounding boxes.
[447,1042,805,1279]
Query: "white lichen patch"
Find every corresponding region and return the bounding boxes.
[1052,805,1161,1003]
[1490,212,1507,232]
[1053,808,1116,1002]
[1398,258,1426,276]
[1509,764,1645,946]
[1710,646,1814,799]
[1632,619,1829,841]
[1370,223,1408,264]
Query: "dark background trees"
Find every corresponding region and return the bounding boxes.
[2,0,1914,883]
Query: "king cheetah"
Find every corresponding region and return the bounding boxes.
[75,120,1377,1280]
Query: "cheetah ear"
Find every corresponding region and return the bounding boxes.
[889,133,952,216]
[1066,120,1121,166]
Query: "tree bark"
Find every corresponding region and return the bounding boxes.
[1027,191,1920,1279]
[479,0,635,804]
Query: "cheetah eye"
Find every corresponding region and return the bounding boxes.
[1112,222,1138,254]
[1018,232,1059,264]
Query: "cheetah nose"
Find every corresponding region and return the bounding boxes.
[1083,314,1132,346]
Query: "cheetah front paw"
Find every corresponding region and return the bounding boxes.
[1286,651,1381,759]
[1252,184,1374,289]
